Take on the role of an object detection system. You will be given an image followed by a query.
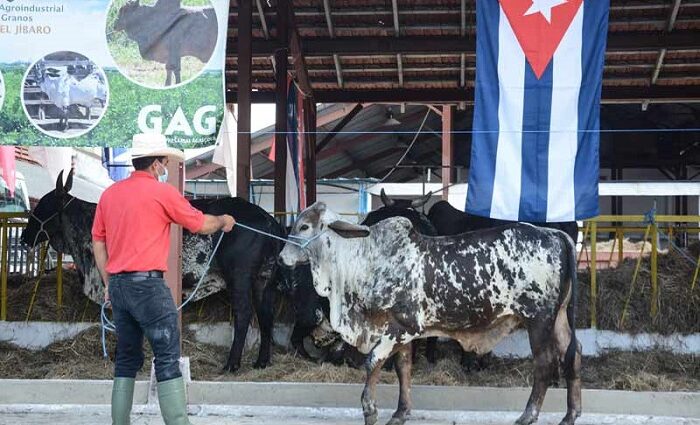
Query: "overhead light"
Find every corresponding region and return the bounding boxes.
[383,107,402,127]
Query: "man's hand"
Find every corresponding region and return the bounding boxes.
[221,214,236,232]
[104,286,110,305]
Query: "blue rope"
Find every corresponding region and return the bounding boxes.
[100,223,321,358]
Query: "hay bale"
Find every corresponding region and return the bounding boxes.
[5,270,101,322]
[576,249,700,334]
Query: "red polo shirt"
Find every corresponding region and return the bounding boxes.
[92,171,205,274]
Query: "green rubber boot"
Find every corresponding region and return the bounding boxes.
[111,377,135,425]
[157,377,192,425]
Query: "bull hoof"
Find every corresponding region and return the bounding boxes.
[386,414,409,425]
[557,411,579,425]
[514,413,538,425]
[253,359,270,369]
[363,411,378,425]
[222,364,240,374]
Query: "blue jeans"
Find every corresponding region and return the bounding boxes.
[109,275,181,382]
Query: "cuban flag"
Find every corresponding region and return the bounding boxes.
[466,0,609,222]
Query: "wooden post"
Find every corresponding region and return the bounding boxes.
[236,0,253,200]
[442,105,453,201]
[274,0,289,222]
[166,159,184,349]
[303,97,317,205]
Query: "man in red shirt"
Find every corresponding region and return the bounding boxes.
[92,133,235,425]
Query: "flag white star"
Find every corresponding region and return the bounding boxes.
[524,0,569,23]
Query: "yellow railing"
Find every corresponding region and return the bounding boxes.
[582,214,700,329]
[0,213,61,321]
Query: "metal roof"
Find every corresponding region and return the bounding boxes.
[226,0,700,103]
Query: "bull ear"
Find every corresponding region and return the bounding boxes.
[380,188,395,207]
[64,168,74,193]
[411,191,432,208]
[55,170,65,195]
[329,221,370,239]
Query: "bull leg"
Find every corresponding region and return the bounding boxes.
[253,282,275,369]
[290,324,314,360]
[425,337,437,364]
[165,67,172,86]
[387,344,412,425]
[361,338,397,425]
[174,57,181,84]
[515,320,556,425]
[554,306,582,425]
[223,272,254,373]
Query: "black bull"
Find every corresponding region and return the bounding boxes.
[21,170,285,373]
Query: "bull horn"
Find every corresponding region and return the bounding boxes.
[380,188,395,207]
[411,191,433,208]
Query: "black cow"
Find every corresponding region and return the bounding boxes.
[22,170,284,373]
[427,200,578,370]
[428,200,579,244]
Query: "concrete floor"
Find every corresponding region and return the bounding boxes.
[2,411,699,425]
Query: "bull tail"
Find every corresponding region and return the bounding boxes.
[561,232,578,381]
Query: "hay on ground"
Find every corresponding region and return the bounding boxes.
[576,249,700,334]
[1,328,698,392]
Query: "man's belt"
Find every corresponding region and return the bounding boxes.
[115,271,164,278]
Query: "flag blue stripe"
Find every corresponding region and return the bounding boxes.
[465,0,500,217]
[519,61,553,222]
[575,0,608,219]
[287,83,300,185]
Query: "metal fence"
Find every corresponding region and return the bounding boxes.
[582,214,700,328]
[0,213,58,321]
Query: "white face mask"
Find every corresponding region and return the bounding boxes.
[156,161,169,183]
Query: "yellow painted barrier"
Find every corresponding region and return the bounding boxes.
[585,213,700,326]
[590,221,597,328]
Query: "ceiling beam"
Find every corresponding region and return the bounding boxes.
[229,30,700,56]
[316,103,364,153]
[322,0,343,88]
[186,162,223,179]
[650,0,683,86]
[287,6,313,97]
[254,0,269,39]
[227,85,700,104]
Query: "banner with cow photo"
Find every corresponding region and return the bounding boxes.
[0,0,228,148]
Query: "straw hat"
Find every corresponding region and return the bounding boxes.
[130,133,184,161]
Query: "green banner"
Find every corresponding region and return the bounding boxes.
[0,0,228,148]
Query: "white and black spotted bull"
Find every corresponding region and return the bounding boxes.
[280,202,582,425]
[22,170,284,373]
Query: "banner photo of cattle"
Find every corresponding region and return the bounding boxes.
[106,0,219,88]
[0,0,228,148]
[21,51,109,139]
